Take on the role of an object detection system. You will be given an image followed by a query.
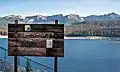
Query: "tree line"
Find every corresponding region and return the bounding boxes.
[65,20,120,37]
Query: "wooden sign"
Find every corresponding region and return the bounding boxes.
[8,24,64,57]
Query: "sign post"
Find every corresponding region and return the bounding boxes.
[14,20,18,72]
[54,20,58,72]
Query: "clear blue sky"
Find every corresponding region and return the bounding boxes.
[0,0,120,17]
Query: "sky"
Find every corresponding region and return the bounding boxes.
[0,0,120,17]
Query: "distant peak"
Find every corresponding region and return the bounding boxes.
[107,12,119,16]
[68,14,79,16]
[5,15,16,17]
[52,14,63,16]
[36,15,47,18]
[110,12,117,14]
[3,15,25,20]
[4,15,24,18]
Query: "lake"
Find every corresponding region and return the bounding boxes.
[0,38,120,72]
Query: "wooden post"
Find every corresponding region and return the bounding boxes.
[14,56,17,72]
[54,20,58,72]
[14,20,18,72]
[54,57,58,72]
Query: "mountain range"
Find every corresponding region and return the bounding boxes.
[84,12,120,21]
[0,12,120,28]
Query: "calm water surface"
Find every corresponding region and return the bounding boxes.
[0,39,120,72]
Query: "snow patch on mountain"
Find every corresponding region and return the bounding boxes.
[66,14,85,24]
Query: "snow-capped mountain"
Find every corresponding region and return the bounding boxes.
[3,15,26,23]
[25,14,66,24]
[0,17,9,28]
[65,14,85,24]
[0,12,120,27]
[3,14,83,24]
[84,12,120,21]
[25,14,84,24]
[25,15,47,22]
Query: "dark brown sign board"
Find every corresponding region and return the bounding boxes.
[8,24,64,57]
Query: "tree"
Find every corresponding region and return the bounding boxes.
[25,56,33,72]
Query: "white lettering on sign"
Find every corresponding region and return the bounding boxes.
[46,39,53,48]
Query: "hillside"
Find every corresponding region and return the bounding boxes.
[65,20,120,37]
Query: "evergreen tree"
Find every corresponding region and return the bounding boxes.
[25,56,32,72]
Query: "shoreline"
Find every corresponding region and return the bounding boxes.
[0,36,104,39]
[0,36,120,41]
[0,35,8,38]
[64,36,89,39]
[64,36,120,41]
[64,36,108,39]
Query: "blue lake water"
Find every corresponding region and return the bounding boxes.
[0,38,120,72]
